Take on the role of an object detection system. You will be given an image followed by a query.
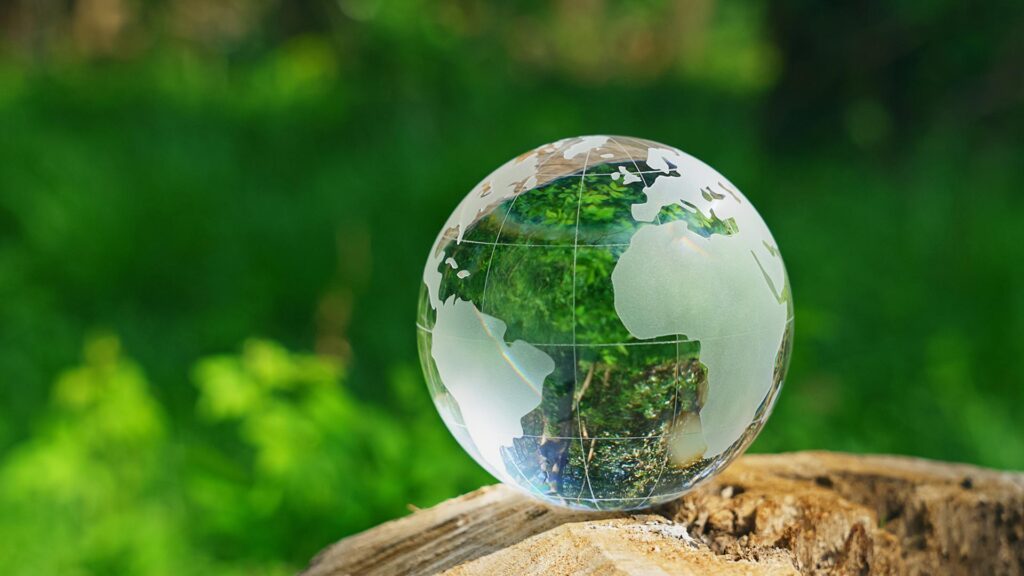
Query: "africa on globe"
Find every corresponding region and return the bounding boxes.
[417,136,793,510]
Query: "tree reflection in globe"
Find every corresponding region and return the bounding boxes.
[417,136,793,510]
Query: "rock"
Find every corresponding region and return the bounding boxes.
[302,451,1024,576]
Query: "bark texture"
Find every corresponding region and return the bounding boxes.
[303,451,1024,576]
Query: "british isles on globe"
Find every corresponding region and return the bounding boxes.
[417,135,794,510]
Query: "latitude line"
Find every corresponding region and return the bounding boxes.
[416,318,794,346]
[581,170,670,176]
[417,324,692,346]
[440,235,632,249]
[535,169,672,176]
[446,417,772,440]
[559,492,690,503]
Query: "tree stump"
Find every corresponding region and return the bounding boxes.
[302,451,1024,575]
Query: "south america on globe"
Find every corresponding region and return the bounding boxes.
[417,136,794,510]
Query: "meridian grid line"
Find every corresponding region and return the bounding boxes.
[473,148,561,498]
[477,149,560,315]
[608,135,681,504]
[571,149,599,506]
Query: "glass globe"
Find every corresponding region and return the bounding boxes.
[417,135,793,510]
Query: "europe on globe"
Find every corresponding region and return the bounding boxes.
[417,136,794,510]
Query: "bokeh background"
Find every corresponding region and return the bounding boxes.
[0,0,1022,574]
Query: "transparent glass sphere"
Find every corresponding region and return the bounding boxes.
[417,136,793,510]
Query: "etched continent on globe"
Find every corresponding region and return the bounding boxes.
[418,136,794,510]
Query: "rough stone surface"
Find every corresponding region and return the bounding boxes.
[302,451,1024,576]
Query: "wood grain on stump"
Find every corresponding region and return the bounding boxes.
[303,451,1024,575]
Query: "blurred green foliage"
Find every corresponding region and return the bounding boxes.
[0,335,487,575]
[0,0,1022,573]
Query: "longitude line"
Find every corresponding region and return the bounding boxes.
[478,150,558,314]
[607,136,648,181]
[608,136,680,504]
[571,149,599,506]
[473,148,560,497]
